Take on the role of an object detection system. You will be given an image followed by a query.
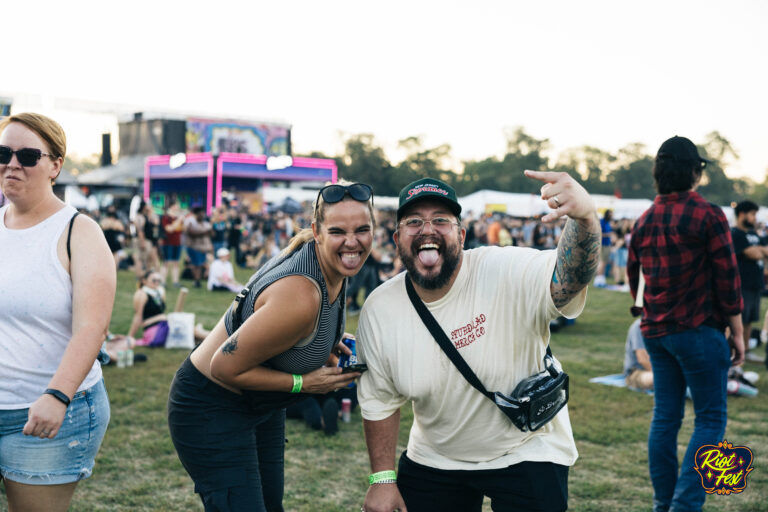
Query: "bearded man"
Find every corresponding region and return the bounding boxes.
[357,175,600,512]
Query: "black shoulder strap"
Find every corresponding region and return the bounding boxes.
[67,211,80,261]
[404,274,495,401]
[405,274,558,396]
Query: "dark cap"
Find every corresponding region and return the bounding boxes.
[397,178,462,220]
[657,136,712,165]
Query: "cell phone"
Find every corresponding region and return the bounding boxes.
[341,363,368,374]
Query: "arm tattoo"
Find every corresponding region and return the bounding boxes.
[221,333,239,355]
[551,217,600,308]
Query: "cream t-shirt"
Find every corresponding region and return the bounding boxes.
[357,245,586,470]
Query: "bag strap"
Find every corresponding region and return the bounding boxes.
[67,211,80,261]
[404,274,495,401]
[405,274,559,394]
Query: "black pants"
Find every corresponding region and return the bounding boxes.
[397,451,569,512]
[168,357,285,512]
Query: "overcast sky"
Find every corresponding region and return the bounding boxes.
[4,0,767,179]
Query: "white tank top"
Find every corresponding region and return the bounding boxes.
[0,204,102,409]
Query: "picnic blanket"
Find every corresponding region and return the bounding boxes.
[589,373,653,395]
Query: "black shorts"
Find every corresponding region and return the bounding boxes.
[397,451,569,512]
[742,287,762,324]
[167,357,286,512]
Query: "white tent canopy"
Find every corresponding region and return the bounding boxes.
[459,190,549,218]
[261,186,399,209]
[458,189,654,219]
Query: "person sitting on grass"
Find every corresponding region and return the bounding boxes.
[99,332,147,365]
[126,270,209,347]
[207,247,244,292]
[285,386,358,436]
[624,318,653,391]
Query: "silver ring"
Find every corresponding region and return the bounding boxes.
[553,195,561,207]
[42,430,50,436]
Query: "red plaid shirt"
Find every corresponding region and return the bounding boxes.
[628,190,742,339]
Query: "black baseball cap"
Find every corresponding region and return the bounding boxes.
[397,178,462,220]
[657,136,712,165]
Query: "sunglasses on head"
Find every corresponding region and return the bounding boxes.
[317,183,373,205]
[0,145,54,167]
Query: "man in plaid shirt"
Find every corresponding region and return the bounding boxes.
[628,135,744,512]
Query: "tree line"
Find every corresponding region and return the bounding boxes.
[302,128,768,206]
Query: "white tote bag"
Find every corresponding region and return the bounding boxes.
[166,312,195,349]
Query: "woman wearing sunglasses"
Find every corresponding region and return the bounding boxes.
[168,181,375,511]
[0,113,116,511]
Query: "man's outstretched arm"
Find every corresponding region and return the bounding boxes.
[524,170,600,308]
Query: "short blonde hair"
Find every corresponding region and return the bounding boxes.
[0,112,67,160]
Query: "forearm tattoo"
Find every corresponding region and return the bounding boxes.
[551,218,600,308]
[221,333,239,355]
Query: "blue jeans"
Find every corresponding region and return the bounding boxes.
[644,326,730,512]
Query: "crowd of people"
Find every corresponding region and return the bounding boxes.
[1,111,764,512]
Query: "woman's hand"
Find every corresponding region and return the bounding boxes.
[326,334,355,366]
[301,366,360,394]
[23,393,68,439]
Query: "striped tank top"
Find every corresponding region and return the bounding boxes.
[224,241,346,411]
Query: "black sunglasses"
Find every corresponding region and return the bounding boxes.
[0,145,54,167]
[317,183,373,205]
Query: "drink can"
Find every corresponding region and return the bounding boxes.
[341,398,352,423]
[117,350,126,368]
[337,337,357,368]
[126,349,134,367]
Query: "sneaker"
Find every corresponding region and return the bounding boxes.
[593,275,606,287]
[322,398,339,436]
[745,351,765,363]
[741,370,759,386]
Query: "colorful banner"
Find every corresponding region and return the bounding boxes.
[185,118,289,156]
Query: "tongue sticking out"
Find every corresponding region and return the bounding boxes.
[418,249,439,266]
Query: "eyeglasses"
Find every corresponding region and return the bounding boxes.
[399,217,460,235]
[0,145,54,167]
[150,278,163,284]
[317,183,373,206]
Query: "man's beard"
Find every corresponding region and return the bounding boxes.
[399,236,462,290]
[744,219,755,230]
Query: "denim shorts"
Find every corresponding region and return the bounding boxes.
[186,248,208,266]
[0,379,110,485]
[162,244,182,262]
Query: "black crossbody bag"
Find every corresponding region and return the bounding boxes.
[405,275,569,432]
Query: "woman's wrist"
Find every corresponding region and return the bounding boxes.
[290,374,303,393]
[43,388,71,406]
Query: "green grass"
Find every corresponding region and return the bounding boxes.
[2,269,767,511]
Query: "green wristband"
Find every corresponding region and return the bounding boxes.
[369,470,397,485]
[291,374,303,394]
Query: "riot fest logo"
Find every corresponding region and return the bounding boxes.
[694,440,754,494]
